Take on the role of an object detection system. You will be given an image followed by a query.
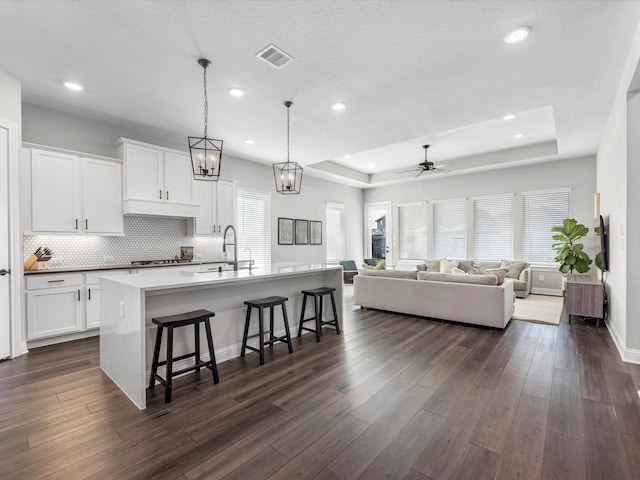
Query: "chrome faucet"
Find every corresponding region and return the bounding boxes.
[222,225,238,271]
[243,247,252,273]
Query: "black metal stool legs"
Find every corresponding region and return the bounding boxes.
[204,318,220,384]
[165,326,174,403]
[149,324,163,389]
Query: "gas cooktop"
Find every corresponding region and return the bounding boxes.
[130,259,191,266]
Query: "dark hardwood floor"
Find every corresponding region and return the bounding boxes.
[2,290,640,479]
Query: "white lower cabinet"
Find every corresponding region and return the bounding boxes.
[26,270,129,341]
[26,274,84,340]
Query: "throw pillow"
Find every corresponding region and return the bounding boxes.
[500,260,529,279]
[440,258,459,273]
[416,263,427,271]
[469,265,489,275]
[470,265,506,284]
[374,260,386,270]
[452,267,468,275]
[425,259,440,272]
[487,268,508,285]
[361,263,374,270]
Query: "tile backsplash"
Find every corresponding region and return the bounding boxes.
[24,216,225,268]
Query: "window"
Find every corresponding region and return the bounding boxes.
[433,199,467,259]
[326,202,345,262]
[398,202,427,259]
[522,189,570,262]
[474,194,513,261]
[237,189,271,269]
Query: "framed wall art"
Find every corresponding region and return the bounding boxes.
[310,220,322,245]
[295,219,309,245]
[278,217,294,245]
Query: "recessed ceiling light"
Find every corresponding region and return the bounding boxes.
[503,113,517,121]
[245,139,255,145]
[228,87,245,97]
[343,154,351,159]
[331,102,346,111]
[63,81,83,91]
[514,133,524,139]
[504,26,531,44]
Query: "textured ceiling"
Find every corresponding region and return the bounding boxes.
[1,0,639,187]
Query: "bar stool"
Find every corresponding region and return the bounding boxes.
[298,287,341,342]
[149,309,219,403]
[241,296,294,365]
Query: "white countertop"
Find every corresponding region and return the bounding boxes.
[103,263,342,291]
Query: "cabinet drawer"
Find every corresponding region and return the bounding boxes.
[86,270,129,285]
[26,273,84,290]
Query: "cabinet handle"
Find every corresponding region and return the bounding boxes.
[77,289,81,302]
[166,191,169,200]
[159,190,162,199]
[47,279,65,283]
[75,218,78,230]
[85,219,88,230]
[88,288,91,300]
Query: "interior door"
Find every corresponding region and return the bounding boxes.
[365,201,392,265]
[0,124,11,358]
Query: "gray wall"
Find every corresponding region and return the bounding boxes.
[22,104,364,265]
[363,157,597,265]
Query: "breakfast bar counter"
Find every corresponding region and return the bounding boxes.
[99,263,343,409]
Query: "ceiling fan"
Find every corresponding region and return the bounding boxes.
[396,145,453,177]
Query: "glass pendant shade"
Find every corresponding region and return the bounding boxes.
[273,100,303,195]
[188,58,223,181]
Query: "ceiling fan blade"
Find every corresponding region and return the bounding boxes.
[396,168,421,174]
[415,170,425,177]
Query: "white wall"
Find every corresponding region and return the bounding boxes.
[21,104,364,265]
[363,157,596,265]
[597,19,640,360]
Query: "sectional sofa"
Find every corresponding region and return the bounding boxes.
[353,268,516,329]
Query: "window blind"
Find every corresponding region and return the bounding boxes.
[473,194,513,261]
[237,189,271,269]
[433,199,467,259]
[522,189,570,262]
[398,203,427,259]
[326,202,345,262]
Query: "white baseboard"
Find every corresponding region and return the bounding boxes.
[606,320,640,365]
[530,287,563,296]
[27,330,98,349]
[19,341,28,356]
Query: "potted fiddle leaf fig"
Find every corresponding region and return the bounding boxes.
[551,218,592,274]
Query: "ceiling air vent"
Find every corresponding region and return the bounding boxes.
[256,44,294,69]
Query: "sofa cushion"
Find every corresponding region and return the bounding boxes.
[456,259,474,273]
[452,267,468,275]
[473,260,502,269]
[359,269,418,280]
[469,265,507,285]
[510,278,527,291]
[424,259,440,272]
[500,260,529,279]
[440,258,459,273]
[418,271,498,286]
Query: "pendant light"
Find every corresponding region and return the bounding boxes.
[273,101,303,194]
[188,58,224,181]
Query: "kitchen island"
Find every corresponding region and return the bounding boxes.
[99,263,343,409]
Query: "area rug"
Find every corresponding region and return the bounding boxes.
[513,294,564,326]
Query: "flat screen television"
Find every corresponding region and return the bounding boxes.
[598,214,608,272]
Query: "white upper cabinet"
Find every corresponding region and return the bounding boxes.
[192,179,236,236]
[82,158,123,234]
[25,147,123,235]
[116,138,198,218]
